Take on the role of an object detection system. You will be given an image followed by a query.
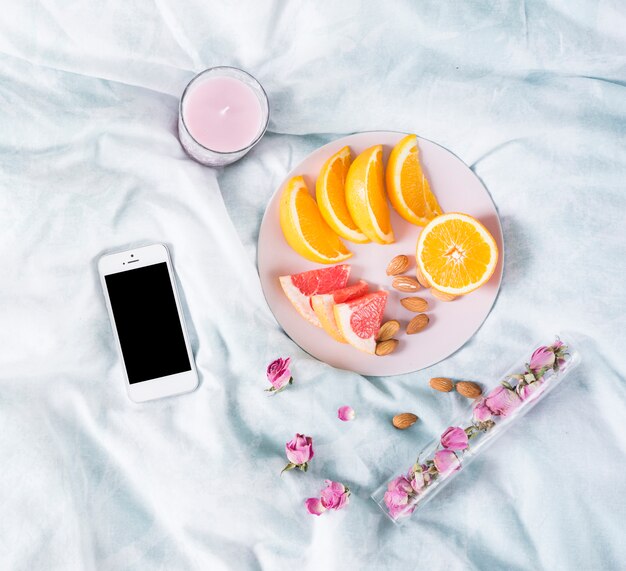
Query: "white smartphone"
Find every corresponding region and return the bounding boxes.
[98,243,199,402]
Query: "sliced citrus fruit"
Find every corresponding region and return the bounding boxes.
[316,146,369,244]
[279,175,352,264]
[334,291,389,354]
[311,280,369,343]
[279,264,351,327]
[416,212,498,296]
[386,134,442,226]
[345,145,394,245]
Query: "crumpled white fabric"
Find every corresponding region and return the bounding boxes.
[0,1,625,569]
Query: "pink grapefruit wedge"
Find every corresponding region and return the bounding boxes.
[279,265,351,327]
[311,280,369,343]
[334,291,388,354]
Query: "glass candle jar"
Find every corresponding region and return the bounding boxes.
[371,335,581,524]
[178,66,270,167]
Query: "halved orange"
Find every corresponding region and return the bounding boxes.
[279,176,352,264]
[316,146,369,244]
[387,134,441,226]
[416,213,498,295]
[345,145,394,244]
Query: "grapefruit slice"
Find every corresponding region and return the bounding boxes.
[279,265,351,327]
[311,280,369,343]
[334,291,389,354]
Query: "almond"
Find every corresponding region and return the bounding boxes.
[392,412,418,430]
[456,381,482,399]
[377,320,400,341]
[415,265,431,288]
[429,377,454,392]
[430,288,457,302]
[400,297,429,312]
[392,276,421,292]
[386,255,409,276]
[406,313,429,334]
[375,339,399,356]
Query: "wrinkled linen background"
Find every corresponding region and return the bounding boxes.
[0,1,625,569]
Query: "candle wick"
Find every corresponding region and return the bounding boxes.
[219,105,230,115]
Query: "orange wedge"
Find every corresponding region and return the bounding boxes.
[279,176,352,264]
[386,134,441,226]
[416,213,498,295]
[316,146,369,244]
[345,145,394,244]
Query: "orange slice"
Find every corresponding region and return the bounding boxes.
[345,145,394,244]
[316,146,369,244]
[386,134,441,226]
[416,213,498,295]
[334,291,388,354]
[279,176,352,264]
[311,280,369,342]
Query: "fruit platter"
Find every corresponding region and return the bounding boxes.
[258,131,503,376]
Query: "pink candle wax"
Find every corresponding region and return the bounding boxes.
[182,76,263,153]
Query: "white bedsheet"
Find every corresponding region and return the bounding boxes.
[0,1,625,569]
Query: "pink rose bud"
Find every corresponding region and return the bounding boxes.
[552,340,567,367]
[529,346,555,373]
[434,449,461,476]
[320,480,350,510]
[409,465,430,493]
[384,491,413,519]
[383,475,414,519]
[284,433,314,468]
[306,481,351,516]
[518,379,545,401]
[473,399,492,422]
[484,385,522,417]
[266,357,293,392]
[440,426,469,451]
[305,497,326,516]
[337,405,355,422]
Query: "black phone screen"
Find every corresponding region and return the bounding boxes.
[105,262,191,384]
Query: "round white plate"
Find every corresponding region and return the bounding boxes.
[257,132,503,376]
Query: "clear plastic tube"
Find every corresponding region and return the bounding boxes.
[371,335,581,524]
